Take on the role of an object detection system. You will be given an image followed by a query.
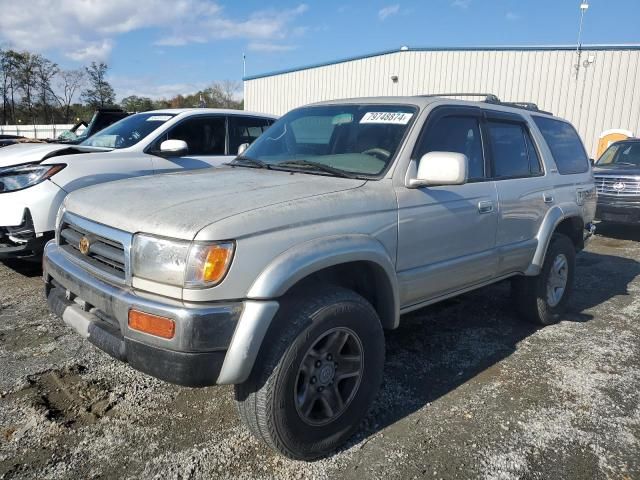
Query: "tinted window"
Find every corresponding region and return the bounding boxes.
[229,116,273,154]
[533,117,588,174]
[416,115,485,180]
[162,116,226,155]
[488,121,541,178]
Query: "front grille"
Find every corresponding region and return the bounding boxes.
[594,175,640,197]
[59,219,126,281]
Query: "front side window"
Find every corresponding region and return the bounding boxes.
[158,116,226,156]
[228,116,273,154]
[533,117,589,174]
[597,142,640,166]
[488,121,541,178]
[81,113,174,149]
[239,104,417,177]
[415,115,485,180]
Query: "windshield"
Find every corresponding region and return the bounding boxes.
[80,113,174,149]
[597,142,640,167]
[239,104,417,177]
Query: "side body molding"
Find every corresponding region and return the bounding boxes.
[247,235,400,328]
[525,203,582,276]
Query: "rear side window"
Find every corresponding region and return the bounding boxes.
[229,116,273,154]
[533,117,589,174]
[416,115,485,180]
[487,121,542,178]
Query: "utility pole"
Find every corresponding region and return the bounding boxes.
[575,1,589,80]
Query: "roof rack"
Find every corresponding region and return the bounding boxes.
[420,93,553,115]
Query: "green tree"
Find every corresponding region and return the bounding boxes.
[121,95,154,112]
[81,62,115,108]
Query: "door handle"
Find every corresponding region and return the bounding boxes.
[478,200,494,214]
[543,192,555,203]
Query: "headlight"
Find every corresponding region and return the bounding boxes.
[132,234,234,288]
[0,163,66,193]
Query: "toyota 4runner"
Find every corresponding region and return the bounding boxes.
[43,95,596,460]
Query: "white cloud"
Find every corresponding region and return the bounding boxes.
[451,0,471,9]
[506,11,521,21]
[67,40,114,62]
[378,4,401,20]
[0,0,308,62]
[109,75,209,101]
[248,42,297,52]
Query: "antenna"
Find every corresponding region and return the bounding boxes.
[575,1,589,80]
[243,52,246,78]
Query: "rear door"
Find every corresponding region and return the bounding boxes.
[483,110,551,275]
[149,115,233,172]
[396,106,499,307]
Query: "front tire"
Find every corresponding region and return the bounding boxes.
[513,233,576,325]
[235,286,385,460]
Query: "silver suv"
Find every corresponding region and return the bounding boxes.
[43,95,596,460]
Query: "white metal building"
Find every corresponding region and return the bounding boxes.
[244,45,640,155]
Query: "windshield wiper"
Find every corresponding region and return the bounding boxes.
[227,156,270,169]
[273,160,358,179]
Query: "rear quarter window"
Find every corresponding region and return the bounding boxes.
[533,117,589,174]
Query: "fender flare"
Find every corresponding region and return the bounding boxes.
[525,204,583,276]
[247,234,400,328]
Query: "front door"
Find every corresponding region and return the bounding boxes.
[396,106,499,308]
[150,115,233,172]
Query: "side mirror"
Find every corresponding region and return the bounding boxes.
[159,139,188,156]
[408,151,468,188]
[237,142,250,156]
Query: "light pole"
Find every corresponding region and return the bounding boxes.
[575,1,589,80]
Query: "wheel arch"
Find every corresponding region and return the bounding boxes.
[247,235,400,329]
[525,205,585,276]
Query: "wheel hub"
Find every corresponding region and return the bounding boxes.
[294,327,363,426]
[317,363,335,385]
[547,253,569,307]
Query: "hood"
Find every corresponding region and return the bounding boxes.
[0,142,108,168]
[64,167,366,240]
[593,164,640,176]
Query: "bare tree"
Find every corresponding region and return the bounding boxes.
[35,55,59,124]
[54,69,85,123]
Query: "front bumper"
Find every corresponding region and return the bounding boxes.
[43,241,279,386]
[0,210,53,260]
[596,197,640,224]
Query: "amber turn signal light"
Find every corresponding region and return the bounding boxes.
[128,309,175,339]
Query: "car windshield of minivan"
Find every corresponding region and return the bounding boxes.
[234,105,417,177]
[80,113,175,149]
[597,142,640,167]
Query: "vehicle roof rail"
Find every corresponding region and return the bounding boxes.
[421,93,553,115]
[421,93,501,103]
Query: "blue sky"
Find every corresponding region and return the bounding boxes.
[0,0,638,100]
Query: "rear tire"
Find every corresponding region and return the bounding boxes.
[513,233,575,325]
[234,286,385,460]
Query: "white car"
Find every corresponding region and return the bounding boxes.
[0,108,276,260]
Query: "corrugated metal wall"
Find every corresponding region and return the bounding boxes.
[244,47,640,156]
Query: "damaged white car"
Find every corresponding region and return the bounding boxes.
[0,109,276,260]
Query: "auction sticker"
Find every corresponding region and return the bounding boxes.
[360,112,413,124]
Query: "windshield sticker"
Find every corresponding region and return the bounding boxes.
[146,115,172,122]
[360,112,413,125]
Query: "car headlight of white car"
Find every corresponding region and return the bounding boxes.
[132,234,235,288]
[0,163,66,193]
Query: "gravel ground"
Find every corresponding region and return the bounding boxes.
[1,224,639,480]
